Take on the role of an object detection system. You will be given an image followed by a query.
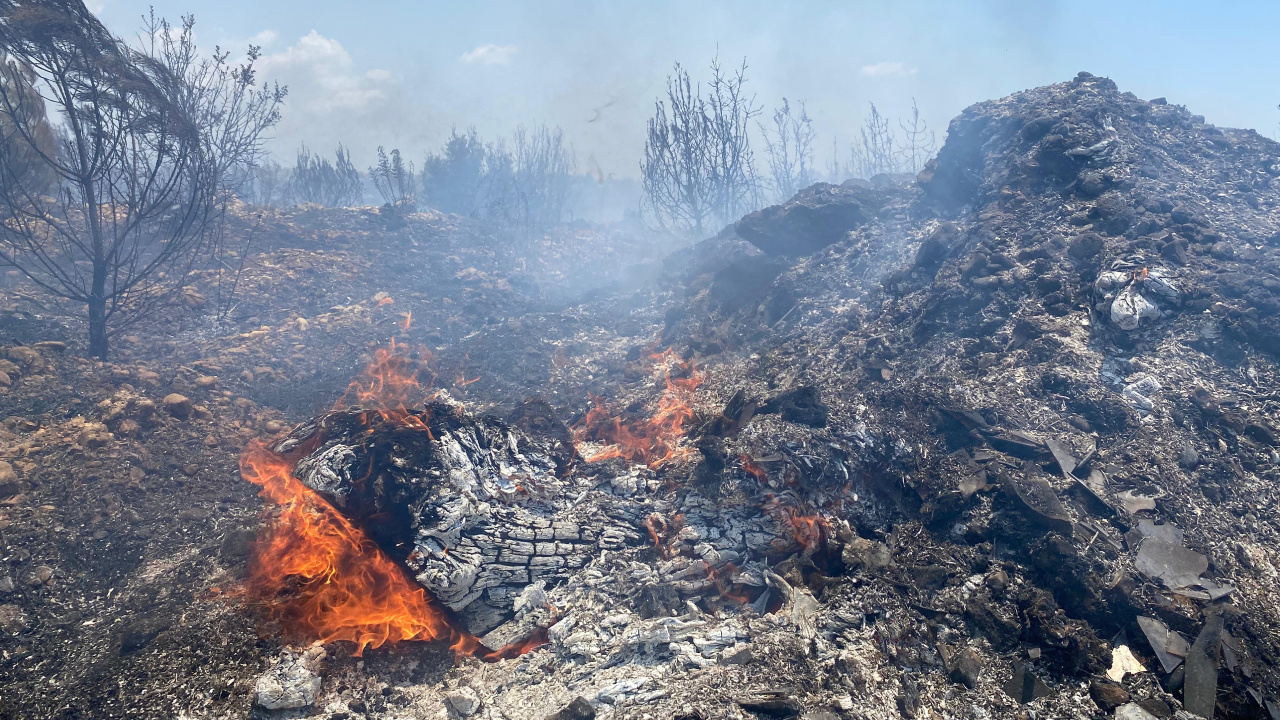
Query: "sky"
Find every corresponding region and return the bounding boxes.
[91,0,1280,180]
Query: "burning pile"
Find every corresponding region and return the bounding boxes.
[242,334,506,656]
[573,348,702,467]
[240,334,820,663]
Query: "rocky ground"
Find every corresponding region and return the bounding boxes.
[2,72,1279,720]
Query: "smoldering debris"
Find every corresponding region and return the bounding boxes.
[1,71,1280,720]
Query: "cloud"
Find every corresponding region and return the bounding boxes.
[84,0,104,13]
[255,31,405,163]
[858,61,918,78]
[249,30,279,48]
[259,31,396,114]
[460,44,519,66]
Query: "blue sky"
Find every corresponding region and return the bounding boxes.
[93,0,1280,178]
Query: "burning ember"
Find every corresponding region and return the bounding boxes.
[242,335,540,659]
[574,348,702,468]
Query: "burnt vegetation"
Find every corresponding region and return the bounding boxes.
[0,3,1278,720]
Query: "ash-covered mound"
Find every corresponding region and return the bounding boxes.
[233,73,1280,720]
[637,71,1280,718]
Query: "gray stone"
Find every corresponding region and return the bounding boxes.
[253,646,326,711]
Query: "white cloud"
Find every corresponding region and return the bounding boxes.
[259,31,396,114]
[249,30,279,48]
[255,31,405,163]
[460,44,518,66]
[859,61,918,78]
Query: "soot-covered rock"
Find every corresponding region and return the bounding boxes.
[734,181,896,256]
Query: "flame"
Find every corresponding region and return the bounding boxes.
[243,338,542,659]
[375,296,395,308]
[334,338,436,431]
[739,454,769,483]
[454,373,481,387]
[244,441,471,656]
[763,496,830,554]
[573,349,702,468]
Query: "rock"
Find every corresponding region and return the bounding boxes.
[162,393,192,420]
[180,287,206,308]
[0,603,27,632]
[1111,285,1162,330]
[0,461,19,499]
[0,371,10,389]
[195,375,218,389]
[7,346,42,372]
[1089,680,1131,711]
[1069,232,1105,259]
[1115,703,1159,720]
[1178,443,1200,468]
[948,647,983,689]
[842,536,891,570]
[985,569,1009,593]
[0,576,12,593]
[444,687,481,717]
[721,643,754,665]
[32,341,65,353]
[29,565,52,587]
[253,645,326,711]
[735,182,890,256]
[545,697,595,720]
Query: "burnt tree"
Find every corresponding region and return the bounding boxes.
[0,1,281,358]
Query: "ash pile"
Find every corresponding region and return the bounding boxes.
[251,72,1280,720]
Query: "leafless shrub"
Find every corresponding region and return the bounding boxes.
[761,97,816,202]
[851,102,902,178]
[510,123,575,234]
[896,98,935,174]
[287,144,363,207]
[641,56,761,235]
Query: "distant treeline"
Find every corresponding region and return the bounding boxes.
[246,125,638,231]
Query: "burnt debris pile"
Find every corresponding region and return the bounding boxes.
[247,72,1280,718]
[3,72,1280,720]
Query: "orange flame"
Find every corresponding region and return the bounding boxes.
[573,349,702,468]
[243,338,542,659]
[763,496,830,554]
[334,338,436,431]
[375,296,395,307]
[244,441,472,656]
[454,373,481,387]
[739,454,769,483]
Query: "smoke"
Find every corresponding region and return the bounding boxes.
[93,0,1275,187]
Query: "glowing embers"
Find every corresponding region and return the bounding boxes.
[573,348,702,468]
